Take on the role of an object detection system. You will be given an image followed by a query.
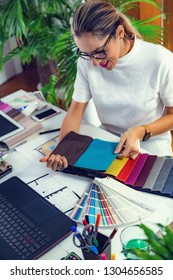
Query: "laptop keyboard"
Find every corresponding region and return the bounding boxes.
[0,194,51,259]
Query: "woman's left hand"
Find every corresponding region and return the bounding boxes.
[114,126,145,159]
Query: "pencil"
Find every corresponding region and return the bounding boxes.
[39,128,60,135]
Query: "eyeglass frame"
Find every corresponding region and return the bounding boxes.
[76,33,113,60]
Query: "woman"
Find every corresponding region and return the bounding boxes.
[40,0,173,171]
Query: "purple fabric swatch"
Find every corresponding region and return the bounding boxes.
[6,108,19,118]
[134,155,157,188]
[0,102,9,110]
[2,105,13,113]
[125,153,149,186]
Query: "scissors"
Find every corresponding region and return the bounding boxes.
[72,225,99,254]
[72,230,90,251]
[72,230,98,254]
[82,224,95,246]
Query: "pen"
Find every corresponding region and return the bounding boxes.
[82,219,88,226]
[39,128,60,135]
[92,214,101,248]
[82,219,91,232]
[94,213,101,238]
[102,228,118,251]
[111,253,116,260]
[100,253,107,260]
[85,214,90,224]
[109,228,118,240]
[90,245,99,255]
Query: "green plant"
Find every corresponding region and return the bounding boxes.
[126,223,173,260]
[0,0,82,106]
[0,0,164,108]
[40,74,58,105]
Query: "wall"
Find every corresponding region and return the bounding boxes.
[137,0,173,51]
[0,38,23,85]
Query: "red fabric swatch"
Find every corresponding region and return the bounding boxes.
[116,153,140,182]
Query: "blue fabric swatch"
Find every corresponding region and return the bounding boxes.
[74,138,119,170]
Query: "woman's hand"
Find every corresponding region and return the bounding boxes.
[114,126,145,159]
[39,152,68,171]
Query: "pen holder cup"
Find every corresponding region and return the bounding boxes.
[82,232,111,260]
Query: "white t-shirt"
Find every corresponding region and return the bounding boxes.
[73,39,173,156]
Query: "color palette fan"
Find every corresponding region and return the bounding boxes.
[70,177,160,227]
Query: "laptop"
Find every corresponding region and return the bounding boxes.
[0,176,76,260]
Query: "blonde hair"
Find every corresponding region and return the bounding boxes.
[72,0,142,39]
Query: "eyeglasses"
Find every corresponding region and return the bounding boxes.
[76,34,113,60]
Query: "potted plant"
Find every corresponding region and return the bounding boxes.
[0,0,82,106]
[0,0,163,108]
[124,223,173,260]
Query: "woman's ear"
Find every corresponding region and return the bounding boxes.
[116,25,124,39]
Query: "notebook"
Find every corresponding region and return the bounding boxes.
[0,176,76,260]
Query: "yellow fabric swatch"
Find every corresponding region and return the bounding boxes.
[106,157,128,177]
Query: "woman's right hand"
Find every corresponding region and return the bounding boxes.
[39,152,68,171]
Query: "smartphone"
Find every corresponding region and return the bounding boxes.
[61,252,82,260]
[32,108,60,122]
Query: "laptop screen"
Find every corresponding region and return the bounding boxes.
[0,176,76,260]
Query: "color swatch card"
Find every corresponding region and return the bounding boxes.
[4,91,46,111]
[35,136,59,156]
[70,177,160,227]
